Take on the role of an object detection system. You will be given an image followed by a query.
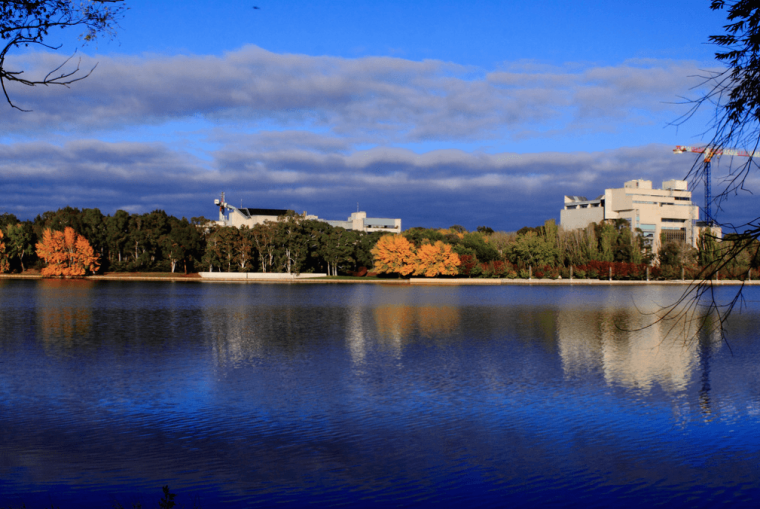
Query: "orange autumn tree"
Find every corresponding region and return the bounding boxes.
[0,229,9,273]
[412,240,460,277]
[36,227,100,277]
[371,234,415,276]
[372,235,460,278]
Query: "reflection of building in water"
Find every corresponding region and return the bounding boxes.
[557,301,722,394]
[36,280,94,345]
[347,306,368,364]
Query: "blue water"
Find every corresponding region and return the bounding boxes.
[0,280,759,508]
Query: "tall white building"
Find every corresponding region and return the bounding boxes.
[560,179,701,252]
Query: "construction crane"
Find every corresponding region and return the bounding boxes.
[673,145,759,226]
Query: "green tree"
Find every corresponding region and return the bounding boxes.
[355,231,385,270]
[698,227,720,266]
[489,231,515,261]
[0,228,8,273]
[79,208,107,262]
[214,226,240,272]
[236,225,256,271]
[460,231,500,262]
[659,235,697,268]
[320,228,358,276]
[0,212,20,230]
[5,222,34,271]
[34,206,83,237]
[301,219,334,273]
[252,221,277,273]
[161,218,202,274]
[403,227,444,247]
[508,231,558,267]
[274,216,308,274]
[597,222,617,262]
[557,227,593,266]
[508,220,561,267]
[124,211,171,270]
[106,210,130,265]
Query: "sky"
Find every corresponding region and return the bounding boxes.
[1,0,756,231]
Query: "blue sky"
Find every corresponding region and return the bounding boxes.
[1,1,754,231]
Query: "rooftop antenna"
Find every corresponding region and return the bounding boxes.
[357,202,359,213]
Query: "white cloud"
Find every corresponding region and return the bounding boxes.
[3,47,710,144]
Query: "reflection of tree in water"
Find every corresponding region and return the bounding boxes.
[373,305,461,346]
[37,279,94,345]
[417,306,460,338]
[204,305,301,365]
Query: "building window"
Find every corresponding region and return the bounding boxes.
[638,224,656,245]
[662,229,686,243]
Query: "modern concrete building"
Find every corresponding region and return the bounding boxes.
[214,195,401,233]
[560,179,701,252]
[215,197,291,228]
[324,211,402,233]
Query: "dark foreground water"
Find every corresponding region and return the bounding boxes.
[1,280,759,508]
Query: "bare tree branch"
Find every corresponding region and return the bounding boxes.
[0,0,125,110]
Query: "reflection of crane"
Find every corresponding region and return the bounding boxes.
[674,145,759,226]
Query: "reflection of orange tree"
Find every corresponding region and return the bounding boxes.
[0,229,8,273]
[36,227,100,277]
[40,307,92,343]
[374,305,415,341]
[372,235,460,277]
[37,279,94,344]
[374,305,461,341]
[416,306,460,337]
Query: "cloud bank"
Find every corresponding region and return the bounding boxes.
[5,47,708,140]
[5,139,753,231]
[1,46,747,230]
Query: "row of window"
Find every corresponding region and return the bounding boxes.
[632,200,694,207]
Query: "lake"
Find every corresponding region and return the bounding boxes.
[1,280,759,508]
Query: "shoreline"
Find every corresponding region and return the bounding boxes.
[1,274,758,286]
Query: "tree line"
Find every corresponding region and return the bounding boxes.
[0,207,386,276]
[0,207,758,279]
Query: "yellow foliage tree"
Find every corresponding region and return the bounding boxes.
[411,240,461,277]
[0,229,8,273]
[36,227,100,277]
[371,234,415,276]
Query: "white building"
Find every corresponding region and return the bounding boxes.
[560,179,702,252]
[215,197,292,228]
[214,196,401,233]
[324,211,402,233]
